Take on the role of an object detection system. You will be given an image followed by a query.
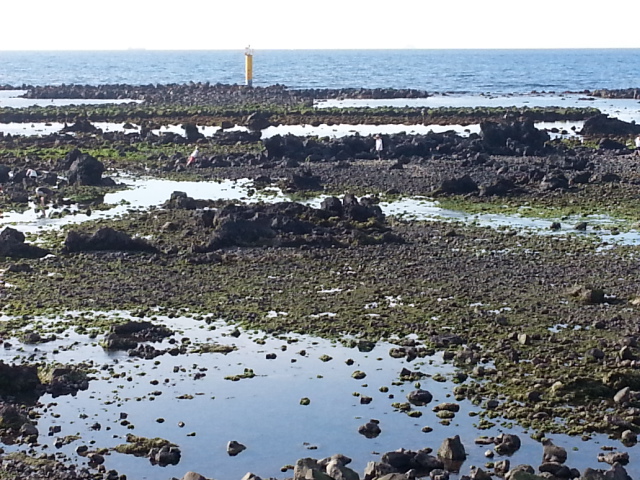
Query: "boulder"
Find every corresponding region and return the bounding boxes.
[431,175,478,196]
[60,119,101,134]
[480,120,550,155]
[63,227,158,253]
[0,362,41,395]
[437,435,466,461]
[494,433,521,455]
[621,429,637,445]
[581,464,632,480]
[358,420,381,439]
[150,445,181,466]
[412,451,443,471]
[240,474,262,480]
[58,148,83,170]
[406,389,433,406]
[479,177,519,196]
[580,114,640,136]
[321,196,344,217]
[0,227,50,259]
[363,462,396,480]
[597,451,629,465]
[326,459,359,480]
[0,403,33,430]
[182,123,204,142]
[505,465,539,480]
[67,153,105,186]
[538,462,572,477]
[342,194,384,222]
[246,112,271,131]
[294,458,322,480]
[470,468,492,480]
[227,440,246,456]
[567,285,606,304]
[381,450,415,471]
[43,366,90,397]
[598,138,627,150]
[181,473,208,480]
[539,172,569,191]
[163,191,199,210]
[541,439,567,464]
[208,217,276,250]
[282,170,323,192]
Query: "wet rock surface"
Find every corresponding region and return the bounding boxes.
[19,83,431,105]
[2,86,640,480]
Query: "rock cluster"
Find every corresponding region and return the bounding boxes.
[19,83,430,106]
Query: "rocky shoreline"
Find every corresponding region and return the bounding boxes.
[2,83,638,104]
[1,86,640,480]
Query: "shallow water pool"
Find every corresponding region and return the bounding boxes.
[0,312,635,480]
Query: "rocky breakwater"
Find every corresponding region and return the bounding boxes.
[19,84,430,106]
[587,88,640,99]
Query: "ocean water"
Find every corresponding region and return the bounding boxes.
[0,49,639,94]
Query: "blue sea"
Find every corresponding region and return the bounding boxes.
[0,49,638,94]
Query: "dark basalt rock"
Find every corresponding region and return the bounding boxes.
[67,153,106,186]
[580,113,640,136]
[202,197,394,251]
[597,138,627,150]
[479,177,520,196]
[60,119,101,134]
[208,216,277,250]
[358,420,381,438]
[540,172,569,191]
[0,164,11,183]
[182,123,204,142]
[163,191,198,210]
[494,433,521,455]
[407,389,433,406]
[0,403,36,436]
[63,227,158,253]
[0,362,41,395]
[0,227,50,259]
[246,112,272,131]
[213,129,261,145]
[280,170,323,192]
[431,175,478,196]
[480,119,550,155]
[44,366,90,397]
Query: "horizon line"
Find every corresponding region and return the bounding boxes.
[1,47,640,52]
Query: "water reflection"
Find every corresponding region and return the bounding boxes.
[0,177,637,245]
[0,312,635,480]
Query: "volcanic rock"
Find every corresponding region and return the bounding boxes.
[437,435,466,461]
[63,227,158,253]
[67,153,106,186]
[0,227,50,259]
[580,114,640,136]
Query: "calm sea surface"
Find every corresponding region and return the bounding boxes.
[0,49,638,93]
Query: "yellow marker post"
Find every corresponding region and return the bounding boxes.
[245,46,253,87]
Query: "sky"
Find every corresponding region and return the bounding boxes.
[1,0,638,50]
